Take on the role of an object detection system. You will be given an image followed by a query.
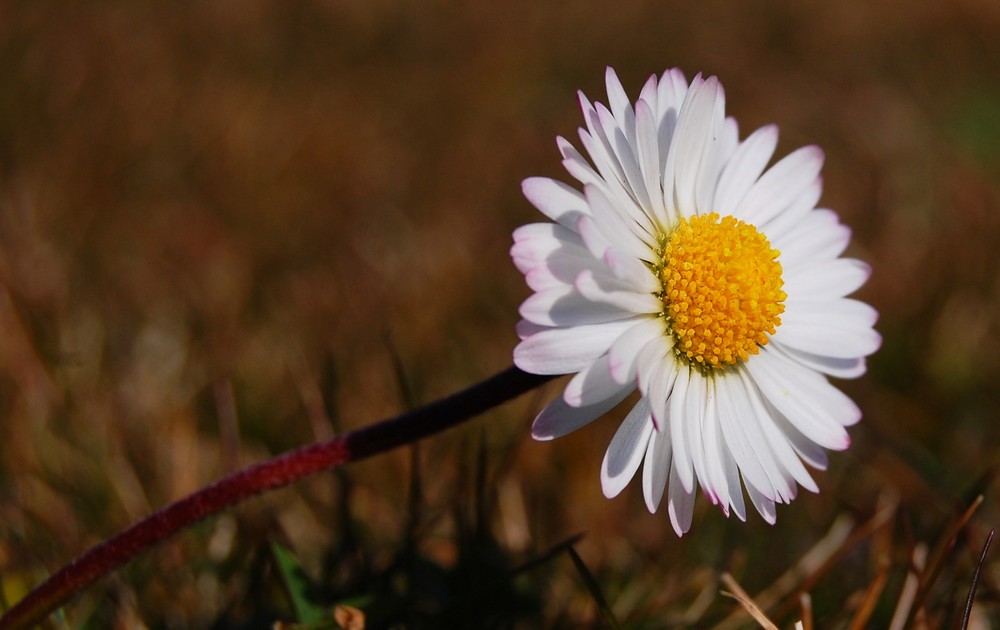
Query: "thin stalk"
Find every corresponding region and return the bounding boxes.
[0,366,553,630]
[960,528,994,630]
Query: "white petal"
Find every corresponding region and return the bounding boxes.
[737,369,819,493]
[751,404,819,492]
[514,318,642,375]
[744,349,852,449]
[784,259,872,301]
[577,214,614,260]
[512,220,582,243]
[521,177,591,229]
[667,460,696,536]
[577,96,632,199]
[777,299,882,359]
[564,354,623,407]
[512,221,583,252]
[531,385,634,441]
[783,297,878,328]
[657,68,689,118]
[667,75,723,219]
[515,319,545,341]
[745,477,777,524]
[654,71,687,224]
[718,421,747,521]
[718,116,741,166]
[519,284,633,326]
[634,339,662,396]
[668,366,695,492]
[757,175,823,241]
[595,87,634,143]
[656,69,689,158]
[575,269,663,314]
[684,371,716,501]
[766,401,830,470]
[521,268,569,293]
[771,341,868,379]
[694,83,726,215]
[603,246,660,290]
[642,419,672,512]
[510,222,587,276]
[644,345,680,432]
[727,373,799,502]
[716,374,780,502]
[601,399,654,498]
[773,209,851,266]
[514,236,598,291]
[576,126,629,203]
[638,74,659,110]
[608,318,668,385]
[596,103,652,213]
[558,136,612,192]
[759,176,823,240]
[583,184,654,260]
[700,379,734,514]
[660,73,702,218]
[604,67,634,135]
[734,146,824,226]
[635,98,666,223]
[764,351,863,428]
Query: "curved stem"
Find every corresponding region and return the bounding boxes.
[0,366,554,630]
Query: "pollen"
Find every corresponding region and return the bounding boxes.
[660,212,786,369]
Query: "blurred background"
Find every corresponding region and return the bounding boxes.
[1,0,999,627]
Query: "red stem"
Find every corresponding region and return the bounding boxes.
[0,366,553,629]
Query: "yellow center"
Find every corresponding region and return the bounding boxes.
[660,212,786,369]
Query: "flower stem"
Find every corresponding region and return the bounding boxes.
[0,365,553,630]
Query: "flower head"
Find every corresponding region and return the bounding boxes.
[512,68,881,535]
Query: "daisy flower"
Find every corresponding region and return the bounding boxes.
[511,68,881,536]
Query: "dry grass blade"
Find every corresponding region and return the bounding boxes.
[798,593,813,630]
[289,354,337,442]
[719,573,779,630]
[213,378,242,472]
[907,494,984,626]
[678,574,722,624]
[847,556,891,630]
[383,337,424,546]
[888,543,927,630]
[566,544,623,630]
[714,494,896,630]
[715,516,849,628]
[960,528,994,630]
[385,333,419,411]
[713,513,856,630]
[510,532,587,577]
[0,367,554,630]
[0,1,997,627]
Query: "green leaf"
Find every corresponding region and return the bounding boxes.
[271,541,328,625]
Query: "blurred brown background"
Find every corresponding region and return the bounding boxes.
[1,0,1000,626]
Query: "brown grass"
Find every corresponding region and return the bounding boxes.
[1,0,999,626]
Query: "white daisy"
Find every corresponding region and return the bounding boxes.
[512,68,881,536]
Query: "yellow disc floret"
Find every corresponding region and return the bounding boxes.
[660,212,786,369]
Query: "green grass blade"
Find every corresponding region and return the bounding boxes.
[271,541,328,625]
